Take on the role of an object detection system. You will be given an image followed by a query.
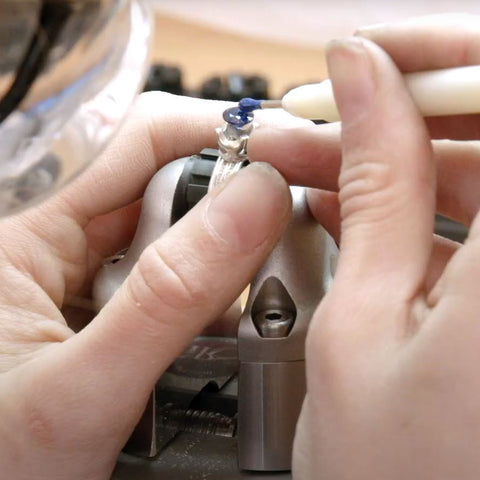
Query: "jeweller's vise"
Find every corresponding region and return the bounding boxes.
[93,148,337,479]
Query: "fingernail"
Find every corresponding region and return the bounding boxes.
[205,163,290,252]
[326,37,375,125]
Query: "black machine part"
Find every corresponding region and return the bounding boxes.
[92,150,338,479]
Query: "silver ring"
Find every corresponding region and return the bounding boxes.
[208,113,255,192]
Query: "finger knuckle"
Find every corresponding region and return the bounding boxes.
[136,91,174,110]
[26,403,58,448]
[338,161,399,224]
[126,243,209,319]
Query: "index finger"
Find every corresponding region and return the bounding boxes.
[356,14,480,140]
[355,13,480,72]
[57,93,229,226]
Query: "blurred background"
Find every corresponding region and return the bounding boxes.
[148,0,480,99]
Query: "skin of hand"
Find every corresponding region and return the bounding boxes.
[0,94,293,480]
[254,14,480,480]
[2,13,479,480]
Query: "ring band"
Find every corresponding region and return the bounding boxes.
[208,109,255,192]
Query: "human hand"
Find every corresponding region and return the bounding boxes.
[0,94,292,480]
[266,14,480,480]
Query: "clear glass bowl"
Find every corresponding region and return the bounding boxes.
[0,0,152,215]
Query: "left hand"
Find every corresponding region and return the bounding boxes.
[0,93,292,480]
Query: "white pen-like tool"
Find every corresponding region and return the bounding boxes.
[260,65,480,122]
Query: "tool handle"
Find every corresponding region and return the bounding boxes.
[282,65,480,122]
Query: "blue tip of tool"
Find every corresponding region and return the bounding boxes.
[238,97,263,112]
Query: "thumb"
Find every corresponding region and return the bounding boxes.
[10,163,291,467]
[84,162,291,387]
[329,37,435,298]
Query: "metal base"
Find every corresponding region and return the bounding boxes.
[113,433,292,480]
[97,157,336,480]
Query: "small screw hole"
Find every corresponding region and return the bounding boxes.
[265,312,282,321]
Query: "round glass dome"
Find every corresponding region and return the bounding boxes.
[0,0,152,215]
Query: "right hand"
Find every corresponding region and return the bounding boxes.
[250,13,480,240]
[249,14,480,479]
